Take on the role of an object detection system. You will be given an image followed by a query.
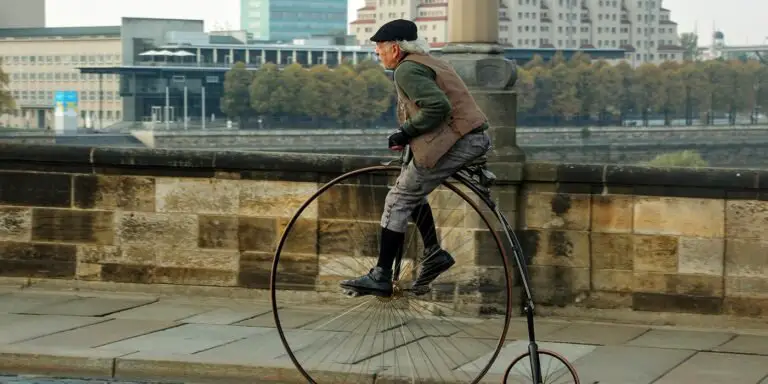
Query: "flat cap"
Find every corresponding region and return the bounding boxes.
[370,19,418,42]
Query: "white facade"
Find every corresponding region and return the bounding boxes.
[349,0,683,66]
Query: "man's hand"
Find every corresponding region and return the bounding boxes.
[388,129,411,151]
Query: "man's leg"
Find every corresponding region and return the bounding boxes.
[340,132,491,294]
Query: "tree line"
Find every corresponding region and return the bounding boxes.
[221,61,395,129]
[516,52,768,126]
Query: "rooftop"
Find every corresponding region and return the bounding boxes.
[0,26,120,39]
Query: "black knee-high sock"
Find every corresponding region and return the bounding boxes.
[376,227,405,271]
[410,203,439,250]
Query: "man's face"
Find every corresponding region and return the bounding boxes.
[375,42,401,69]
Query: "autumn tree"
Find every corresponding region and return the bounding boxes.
[633,63,664,125]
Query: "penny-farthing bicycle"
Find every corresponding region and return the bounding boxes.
[271,145,579,383]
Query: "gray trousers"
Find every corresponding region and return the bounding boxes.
[380,131,492,233]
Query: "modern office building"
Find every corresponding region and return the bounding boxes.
[240,0,349,42]
[350,0,683,66]
[0,0,45,28]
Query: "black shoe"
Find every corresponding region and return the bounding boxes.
[340,266,393,297]
[410,245,455,295]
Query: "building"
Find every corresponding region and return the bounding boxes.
[240,0,349,42]
[0,26,122,129]
[349,0,683,66]
[0,0,45,29]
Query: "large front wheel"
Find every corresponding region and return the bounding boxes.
[270,165,514,383]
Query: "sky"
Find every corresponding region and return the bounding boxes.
[45,0,766,47]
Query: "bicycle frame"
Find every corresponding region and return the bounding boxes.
[390,145,544,384]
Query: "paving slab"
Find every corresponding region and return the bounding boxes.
[108,302,215,321]
[569,345,696,384]
[454,318,569,340]
[236,308,331,329]
[655,351,768,383]
[0,293,81,314]
[538,322,650,345]
[16,319,178,349]
[18,297,157,317]
[96,323,271,354]
[179,307,269,325]
[626,329,735,351]
[712,334,768,355]
[457,340,596,375]
[284,326,424,365]
[0,315,107,344]
[369,335,499,382]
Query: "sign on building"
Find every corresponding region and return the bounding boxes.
[53,90,78,135]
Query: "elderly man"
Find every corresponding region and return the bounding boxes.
[340,19,492,297]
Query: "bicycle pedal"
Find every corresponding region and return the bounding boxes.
[342,289,362,297]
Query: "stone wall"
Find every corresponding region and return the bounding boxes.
[0,143,767,317]
[520,163,768,317]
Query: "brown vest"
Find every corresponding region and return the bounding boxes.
[394,53,488,168]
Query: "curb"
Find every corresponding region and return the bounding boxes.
[0,347,505,383]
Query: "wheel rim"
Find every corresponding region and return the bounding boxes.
[270,165,513,383]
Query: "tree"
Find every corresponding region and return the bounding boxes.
[680,33,700,62]
[357,67,394,124]
[658,62,685,125]
[0,58,14,115]
[632,63,664,126]
[221,62,253,129]
[250,62,282,125]
[550,63,580,120]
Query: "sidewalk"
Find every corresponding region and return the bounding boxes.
[0,286,766,384]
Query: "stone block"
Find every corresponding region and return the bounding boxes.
[726,200,768,240]
[74,175,155,212]
[276,217,318,255]
[591,195,633,233]
[31,208,114,245]
[633,197,724,237]
[75,262,101,281]
[634,272,723,296]
[317,183,388,221]
[116,212,197,248]
[100,264,237,286]
[239,180,318,218]
[592,269,633,292]
[632,235,678,273]
[524,230,590,268]
[723,296,768,317]
[0,207,31,242]
[0,242,76,278]
[78,245,238,272]
[198,216,239,249]
[528,265,590,306]
[632,292,723,314]
[0,172,71,208]
[240,251,317,290]
[590,232,632,270]
[724,238,768,278]
[678,237,724,276]
[238,216,276,253]
[523,192,590,231]
[725,276,768,298]
[155,178,239,214]
[317,219,378,258]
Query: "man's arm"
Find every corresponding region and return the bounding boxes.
[394,61,452,137]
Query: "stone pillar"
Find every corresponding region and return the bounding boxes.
[441,0,525,312]
[441,0,524,170]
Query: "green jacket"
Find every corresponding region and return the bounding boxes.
[393,59,489,137]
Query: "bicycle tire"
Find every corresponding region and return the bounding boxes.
[503,349,580,384]
[270,164,514,384]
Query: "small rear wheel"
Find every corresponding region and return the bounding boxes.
[503,349,580,384]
